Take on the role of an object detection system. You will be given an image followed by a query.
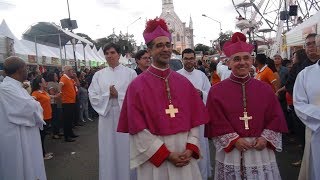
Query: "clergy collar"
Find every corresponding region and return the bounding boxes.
[229,73,251,84]
[108,63,121,71]
[183,68,194,74]
[148,64,171,78]
[151,64,169,71]
[3,76,23,87]
[258,64,268,73]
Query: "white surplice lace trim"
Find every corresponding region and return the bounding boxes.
[261,129,282,152]
[212,133,239,152]
[215,161,281,180]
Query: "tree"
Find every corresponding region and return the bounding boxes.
[76,33,97,46]
[194,44,210,54]
[217,31,233,48]
[95,33,136,55]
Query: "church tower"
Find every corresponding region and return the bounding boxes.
[160,0,194,53]
[162,0,174,12]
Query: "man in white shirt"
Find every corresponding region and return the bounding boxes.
[0,56,46,180]
[89,43,137,180]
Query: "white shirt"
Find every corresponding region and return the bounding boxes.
[177,68,211,103]
[217,61,232,80]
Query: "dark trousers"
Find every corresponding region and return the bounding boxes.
[88,99,98,118]
[51,104,61,135]
[62,103,76,139]
[74,98,80,125]
[289,105,306,156]
[40,122,50,156]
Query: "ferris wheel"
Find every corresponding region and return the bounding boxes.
[231,0,320,56]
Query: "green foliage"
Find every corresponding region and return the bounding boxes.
[194,44,210,54]
[76,33,97,46]
[218,30,233,48]
[95,33,136,55]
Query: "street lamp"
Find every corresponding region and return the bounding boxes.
[202,14,222,35]
[126,17,142,38]
[202,14,222,51]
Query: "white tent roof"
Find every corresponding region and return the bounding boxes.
[64,41,84,60]
[75,43,86,61]
[20,39,59,57]
[286,11,320,46]
[0,20,16,40]
[0,20,34,55]
[92,45,104,62]
[119,55,129,64]
[84,44,97,61]
[90,46,103,62]
[22,22,93,47]
[98,48,104,58]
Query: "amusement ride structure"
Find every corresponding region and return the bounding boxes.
[232,0,320,56]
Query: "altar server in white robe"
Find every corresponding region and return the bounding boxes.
[88,43,137,180]
[0,56,46,180]
[294,59,320,180]
[177,48,212,180]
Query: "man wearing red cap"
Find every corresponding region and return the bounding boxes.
[118,18,208,180]
[205,32,288,179]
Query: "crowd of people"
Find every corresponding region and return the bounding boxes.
[0,17,319,180]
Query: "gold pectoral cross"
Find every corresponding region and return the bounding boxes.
[239,111,252,130]
[165,104,179,118]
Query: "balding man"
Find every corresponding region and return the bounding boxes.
[0,56,47,180]
[59,65,78,142]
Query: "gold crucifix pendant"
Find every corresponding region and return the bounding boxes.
[165,104,179,118]
[239,111,252,130]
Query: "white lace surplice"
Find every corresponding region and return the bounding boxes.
[213,130,282,180]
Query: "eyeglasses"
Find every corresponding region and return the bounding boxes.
[154,42,172,49]
[232,55,251,62]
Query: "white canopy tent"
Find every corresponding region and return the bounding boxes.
[0,20,34,57]
[286,11,320,47]
[92,45,105,62]
[119,55,129,65]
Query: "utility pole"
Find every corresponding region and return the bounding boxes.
[67,0,78,72]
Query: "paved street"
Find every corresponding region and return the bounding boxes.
[45,120,302,180]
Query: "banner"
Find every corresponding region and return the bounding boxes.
[28,55,36,63]
[51,57,59,65]
[41,56,47,65]
[302,24,317,38]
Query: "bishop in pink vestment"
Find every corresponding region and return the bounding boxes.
[205,32,288,180]
[117,18,208,180]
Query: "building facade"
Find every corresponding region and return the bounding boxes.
[160,0,194,53]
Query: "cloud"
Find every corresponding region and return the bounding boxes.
[0,0,16,11]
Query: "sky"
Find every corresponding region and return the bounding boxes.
[0,0,239,46]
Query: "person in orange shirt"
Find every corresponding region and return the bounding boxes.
[209,61,221,85]
[254,53,279,92]
[59,66,79,142]
[31,75,53,160]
